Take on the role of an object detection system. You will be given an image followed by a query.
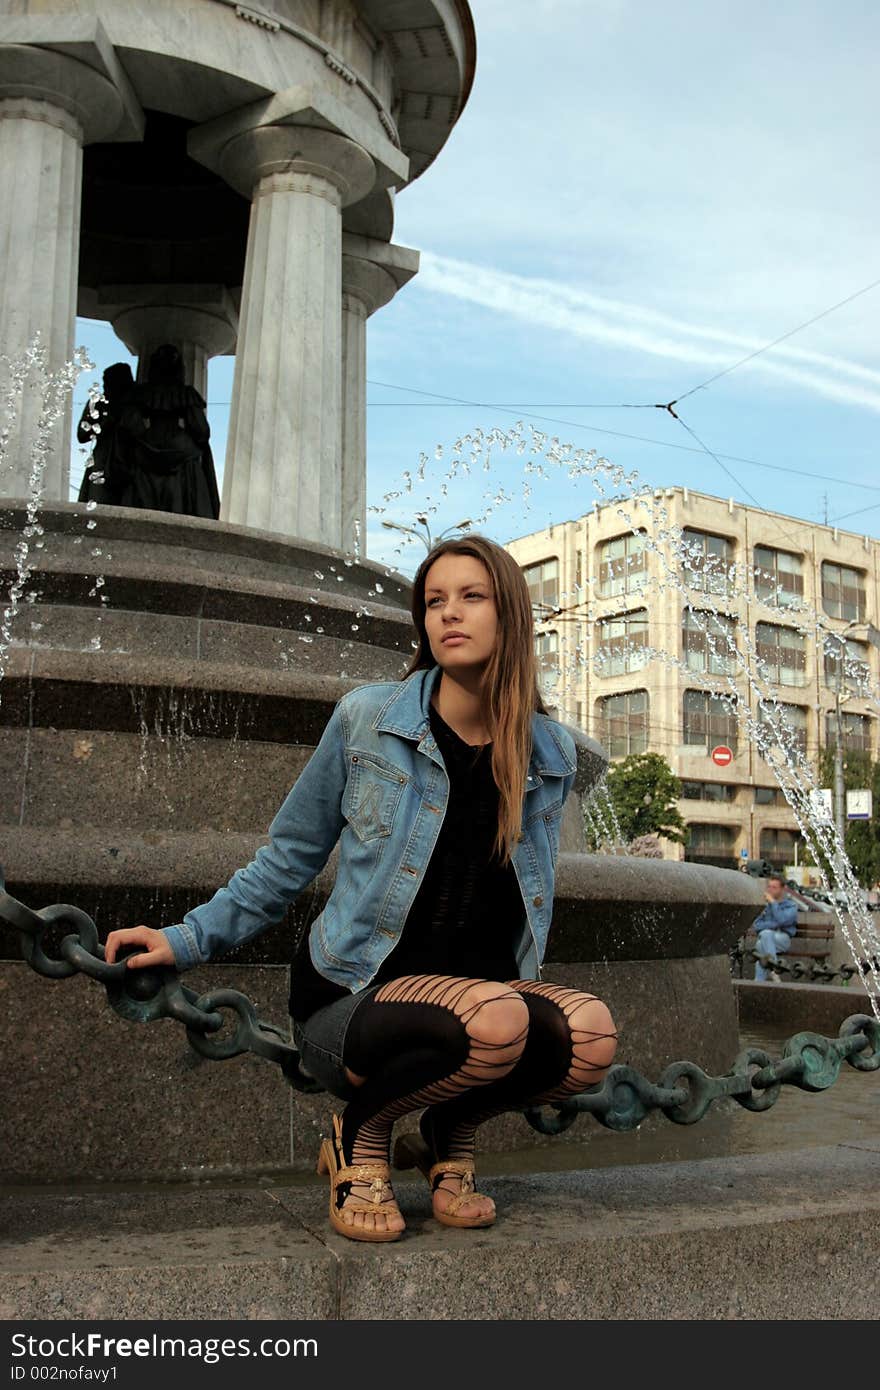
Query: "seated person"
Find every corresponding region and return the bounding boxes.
[752,872,798,981]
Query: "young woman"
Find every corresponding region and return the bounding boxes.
[105,535,618,1242]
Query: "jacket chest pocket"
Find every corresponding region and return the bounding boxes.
[526,795,563,859]
[342,754,407,843]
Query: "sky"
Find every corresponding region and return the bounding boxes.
[71,0,880,577]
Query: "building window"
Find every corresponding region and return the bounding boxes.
[754,786,782,806]
[682,609,736,675]
[821,562,866,623]
[823,636,870,691]
[598,689,648,757]
[759,828,802,864]
[758,702,807,755]
[575,549,584,590]
[680,781,737,802]
[535,629,559,705]
[682,690,738,753]
[596,609,648,676]
[597,532,647,598]
[681,529,734,597]
[524,558,559,618]
[754,546,804,608]
[686,823,737,867]
[825,711,872,755]
[575,699,584,728]
[755,622,807,687]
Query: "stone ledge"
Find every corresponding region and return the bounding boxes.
[735,978,875,1032]
[2,1143,878,1320]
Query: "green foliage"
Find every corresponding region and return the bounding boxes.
[814,747,880,887]
[594,752,687,846]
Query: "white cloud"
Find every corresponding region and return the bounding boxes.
[418,252,880,413]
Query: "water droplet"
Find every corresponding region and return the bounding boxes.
[86,520,97,530]
[85,500,97,512]
[351,624,359,632]
[314,570,324,580]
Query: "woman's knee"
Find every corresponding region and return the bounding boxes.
[570,994,618,1076]
[459,981,530,1063]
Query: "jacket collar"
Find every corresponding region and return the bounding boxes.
[372,665,576,777]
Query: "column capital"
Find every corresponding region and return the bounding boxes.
[211,124,375,208]
[341,235,420,316]
[0,17,143,143]
[341,259,397,317]
[100,285,239,359]
[188,87,408,205]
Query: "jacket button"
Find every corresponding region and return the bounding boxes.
[533,895,543,907]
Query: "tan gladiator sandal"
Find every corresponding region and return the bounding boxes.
[317,1114,404,1242]
[394,1130,496,1229]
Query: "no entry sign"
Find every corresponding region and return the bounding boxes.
[711,745,733,767]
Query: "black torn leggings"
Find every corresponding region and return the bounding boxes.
[338,974,618,1178]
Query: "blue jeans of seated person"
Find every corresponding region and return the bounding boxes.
[755,928,791,980]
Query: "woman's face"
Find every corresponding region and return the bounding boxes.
[423,552,499,675]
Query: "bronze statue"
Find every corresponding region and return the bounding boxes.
[76,348,220,519]
[114,345,221,520]
[76,362,135,505]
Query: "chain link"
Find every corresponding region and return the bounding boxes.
[3,874,878,1124]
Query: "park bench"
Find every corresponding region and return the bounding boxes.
[744,912,835,972]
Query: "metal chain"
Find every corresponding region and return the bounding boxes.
[524,1015,880,1133]
[3,874,878,1129]
[0,870,322,1093]
[730,942,880,985]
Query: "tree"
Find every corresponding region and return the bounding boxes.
[591,752,687,847]
[816,747,880,887]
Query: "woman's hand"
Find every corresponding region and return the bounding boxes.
[104,926,175,969]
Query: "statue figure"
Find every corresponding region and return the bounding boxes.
[76,362,135,505]
[113,345,221,520]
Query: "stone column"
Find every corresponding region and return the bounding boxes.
[216,128,375,546]
[339,257,396,556]
[108,290,239,401]
[0,36,142,500]
[0,96,83,500]
[339,238,420,556]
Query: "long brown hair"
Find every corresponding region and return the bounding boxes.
[404,534,549,866]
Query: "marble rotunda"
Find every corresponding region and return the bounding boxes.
[0,0,476,547]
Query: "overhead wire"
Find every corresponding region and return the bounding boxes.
[358,380,880,496]
[673,273,880,404]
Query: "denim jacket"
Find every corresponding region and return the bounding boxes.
[752,896,798,937]
[163,664,578,990]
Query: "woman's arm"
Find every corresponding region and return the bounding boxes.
[107,699,349,972]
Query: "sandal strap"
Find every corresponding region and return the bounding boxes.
[336,1188,394,1213]
[334,1164,394,1209]
[336,1161,392,1187]
[428,1160,476,1192]
[443,1187,492,1217]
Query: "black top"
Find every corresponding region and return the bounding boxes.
[288,700,523,1023]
